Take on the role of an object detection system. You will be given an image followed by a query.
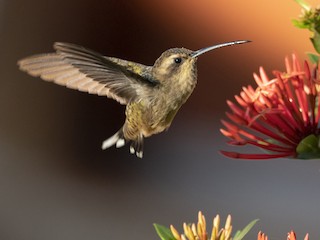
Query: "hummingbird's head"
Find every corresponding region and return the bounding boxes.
[152,48,198,83]
[152,40,250,83]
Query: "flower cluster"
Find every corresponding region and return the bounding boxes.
[154,212,257,240]
[221,54,320,159]
[169,212,232,240]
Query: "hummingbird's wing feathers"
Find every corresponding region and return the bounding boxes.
[54,42,158,104]
[18,42,158,105]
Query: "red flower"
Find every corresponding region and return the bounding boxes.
[258,231,309,240]
[257,231,268,240]
[221,54,320,159]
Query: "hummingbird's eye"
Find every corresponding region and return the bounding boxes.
[174,57,182,64]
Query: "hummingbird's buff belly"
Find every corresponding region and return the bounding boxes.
[125,99,176,139]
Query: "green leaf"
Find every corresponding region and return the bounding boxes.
[297,151,320,159]
[307,52,319,64]
[292,19,309,29]
[233,219,259,240]
[233,230,242,239]
[296,134,320,159]
[311,30,320,54]
[154,224,175,240]
[292,19,309,28]
[294,0,311,11]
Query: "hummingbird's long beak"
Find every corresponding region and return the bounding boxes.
[191,40,251,58]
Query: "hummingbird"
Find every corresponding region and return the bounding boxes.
[18,40,249,158]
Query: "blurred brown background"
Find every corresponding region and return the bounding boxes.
[1,0,320,239]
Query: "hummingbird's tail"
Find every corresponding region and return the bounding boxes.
[101,128,144,158]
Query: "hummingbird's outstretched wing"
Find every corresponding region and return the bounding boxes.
[18,42,158,105]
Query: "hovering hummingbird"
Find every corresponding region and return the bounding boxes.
[18,40,250,158]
